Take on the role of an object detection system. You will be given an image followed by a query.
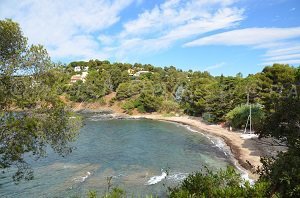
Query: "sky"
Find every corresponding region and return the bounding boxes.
[0,0,300,76]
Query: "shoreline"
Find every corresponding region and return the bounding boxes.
[73,107,266,180]
[129,114,263,180]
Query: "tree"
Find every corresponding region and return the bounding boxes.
[256,97,300,197]
[85,70,110,100]
[138,81,162,112]
[181,72,215,116]
[109,64,122,90]
[0,19,27,75]
[0,19,81,182]
[260,64,297,112]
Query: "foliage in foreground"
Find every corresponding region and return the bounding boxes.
[0,19,81,182]
[168,166,269,198]
[88,188,126,198]
[256,97,300,197]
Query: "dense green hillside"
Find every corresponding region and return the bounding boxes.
[65,60,299,124]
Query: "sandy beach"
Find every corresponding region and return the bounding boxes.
[130,114,269,180]
[70,100,280,180]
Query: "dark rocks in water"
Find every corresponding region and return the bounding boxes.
[74,109,132,120]
[89,113,130,120]
[74,109,114,114]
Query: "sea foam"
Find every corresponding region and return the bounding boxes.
[146,171,167,185]
[184,124,254,185]
[73,171,91,183]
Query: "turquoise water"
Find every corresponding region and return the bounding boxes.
[0,119,233,197]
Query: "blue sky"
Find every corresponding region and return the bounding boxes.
[1,0,299,76]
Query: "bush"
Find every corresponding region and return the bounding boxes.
[87,188,126,198]
[109,97,116,106]
[116,82,130,100]
[168,166,270,198]
[116,81,143,100]
[97,97,106,106]
[202,112,216,123]
[226,104,265,129]
[121,100,135,114]
[160,100,180,113]
[137,105,146,113]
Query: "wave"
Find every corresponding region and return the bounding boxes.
[234,163,255,186]
[185,125,230,157]
[185,125,205,136]
[145,170,167,185]
[73,171,91,183]
[184,124,255,185]
[167,172,189,182]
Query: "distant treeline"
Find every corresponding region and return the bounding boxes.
[62,60,299,125]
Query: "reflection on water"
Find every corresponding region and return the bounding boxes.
[0,119,233,197]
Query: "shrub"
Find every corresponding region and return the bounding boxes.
[116,82,130,100]
[168,166,270,198]
[122,100,135,114]
[226,104,265,129]
[137,105,146,113]
[160,100,180,113]
[109,97,116,106]
[202,112,216,123]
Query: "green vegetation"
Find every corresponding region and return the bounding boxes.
[256,97,300,197]
[0,19,81,182]
[61,43,300,198]
[2,19,300,197]
[226,104,265,129]
[168,167,270,198]
[66,58,298,121]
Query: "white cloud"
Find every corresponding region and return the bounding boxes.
[184,27,300,47]
[106,0,244,60]
[264,46,300,57]
[204,62,226,71]
[0,0,245,62]
[0,0,135,60]
[261,59,300,66]
[264,53,300,62]
[184,27,300,66]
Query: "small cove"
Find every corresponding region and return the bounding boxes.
[0,118,234,197]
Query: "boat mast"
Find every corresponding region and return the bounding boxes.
[249,103,252,133]
[244,92,252,134]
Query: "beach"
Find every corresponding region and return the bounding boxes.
[71,101,280,180]
[130,114,270,180]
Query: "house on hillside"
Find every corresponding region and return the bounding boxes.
[74,66,81,72]
[83,66,89,71]
[70,75,83,83]
[133,70,151,77]
[70,72,88,83]
[127,68,135,76]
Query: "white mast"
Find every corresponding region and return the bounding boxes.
[249,104,252,133]
[244,92,252,134]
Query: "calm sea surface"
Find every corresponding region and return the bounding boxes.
[0,119,234,197]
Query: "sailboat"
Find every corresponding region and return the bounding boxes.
[241,93,258,139]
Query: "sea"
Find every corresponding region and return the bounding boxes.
[0,117,236,197]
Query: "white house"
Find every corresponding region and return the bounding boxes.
[127,68,135,76]
[70,72,88,83]
[70,74,83,83]
[82,72,88,78]
[83,66,89,71]
[74,66,81,72]
[133,70,151,77]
